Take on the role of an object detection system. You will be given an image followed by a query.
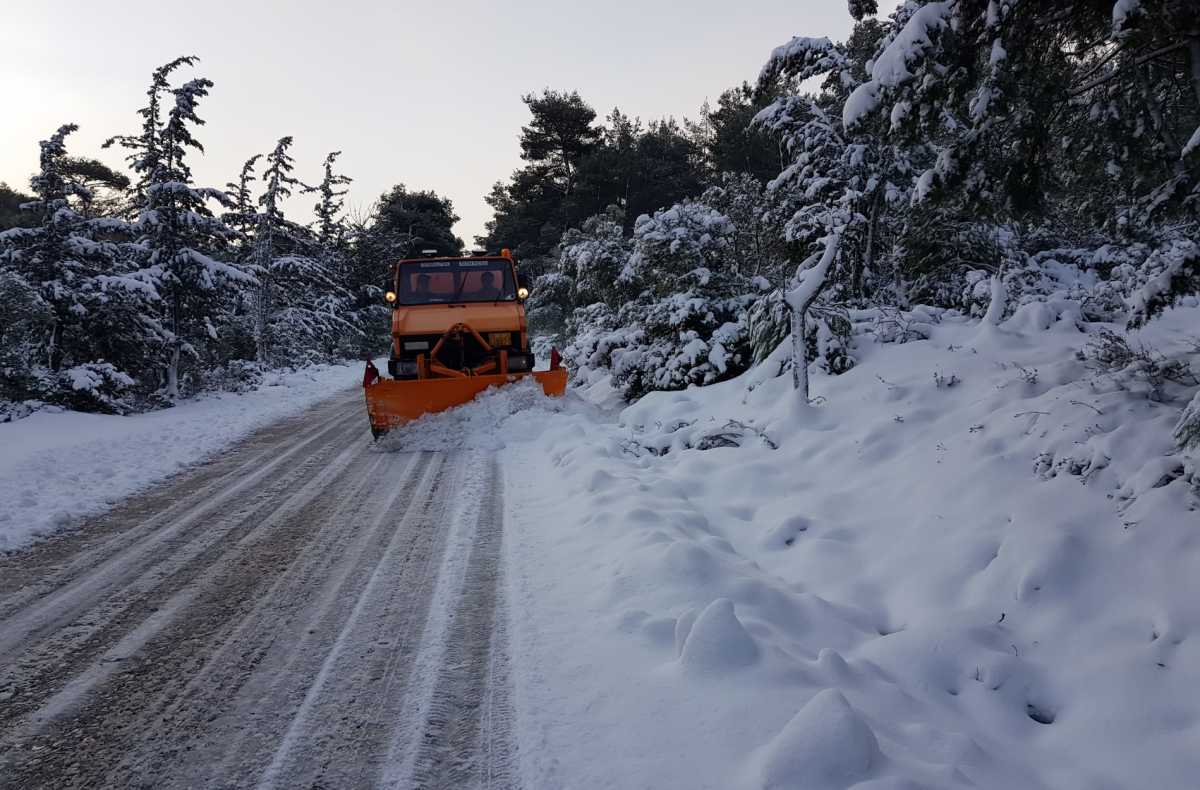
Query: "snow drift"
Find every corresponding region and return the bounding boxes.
[488,302,1199,789]
[0,361,362,551]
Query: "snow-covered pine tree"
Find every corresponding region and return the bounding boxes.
[224,155,261,243]
[526,205,632,341]
[699,172,794,285]
[756,24,900,394]
[105,57,256,397]
[620,201,737,296]
[213,155,263,363]
[559,205,631,309]
[250,137,352,365]
[0,124,162,411]
[251,136,305,363]
[605,201,754,398]
[757,18,913,301]
[840,1,1199,235]
[312,151,351,251]
[308,151,360,356]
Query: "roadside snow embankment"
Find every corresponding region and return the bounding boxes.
[439,305,1199,789]
[0,362,361,552]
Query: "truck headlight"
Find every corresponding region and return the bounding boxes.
[403,340,430,351]
[487,332,512,347]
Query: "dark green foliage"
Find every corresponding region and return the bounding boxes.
[518,89,601,188]
[0,183,36,231]
[701,83,785,183]
[372,184,463,257]
[847,0,877,21]
[481,91,708,257]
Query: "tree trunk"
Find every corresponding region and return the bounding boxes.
[46,320,62,372]
[255,278,272,364]
[253,215,274,364]
[1187,36,1200,111]
[166,295,181,398]
[790,307,808,400]
[856,190,881,298]
[166,345,180,399]
[785,230,842,401]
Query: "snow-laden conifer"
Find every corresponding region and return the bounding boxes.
[1,125,161,410]
[106,58,255,397]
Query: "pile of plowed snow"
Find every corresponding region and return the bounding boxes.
[373,377,581,453]
[489,305,1199,790]
[0,362,362,552]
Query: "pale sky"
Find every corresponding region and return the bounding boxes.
[2,1,864,243]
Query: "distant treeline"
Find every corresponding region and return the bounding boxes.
[0,57,462,417]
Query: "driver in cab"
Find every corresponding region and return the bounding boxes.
[473,271,505,300]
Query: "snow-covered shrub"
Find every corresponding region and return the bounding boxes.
[700,173,795,285]
[1174,391,1200,453]
[1082,329,1198,402]
[526,271,574,338]
[563,302,626,376]
[201,359,266,394]
[864,305,936,344]
[558,208,632,307]
[1128,239,1200,328]
[622,418,778,457]
[0,399,45,423]
[809,305,855,375]
[608,287,755,401]
[0,269,53,404]
[56,362,135,414]
[621,201,736,295]
[555,200,766,402]
[746,290,791,364]
[530,208,634,344]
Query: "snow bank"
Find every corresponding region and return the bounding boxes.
[494,304,1199,789]
[0,361,362,552]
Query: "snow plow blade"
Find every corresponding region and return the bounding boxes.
[364,368,567,437]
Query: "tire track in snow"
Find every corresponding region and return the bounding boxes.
[0,428,372,772]
[386,454,518,790]
[0,392,520,790]
[0,403,367,732]
[251,451,460,789]
[106,449,409,782]
[0,393,365,650]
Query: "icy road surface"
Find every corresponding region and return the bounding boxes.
[0,390,515,789]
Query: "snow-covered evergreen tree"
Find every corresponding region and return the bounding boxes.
[0,124,162,411]
[558,206,631,308]
[308,151,361,356]
[620,201,738,296]
[245,137,353,365]
[105,57,256,397]
[251,136,304,363]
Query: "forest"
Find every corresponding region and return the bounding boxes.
[2,1,1198,438]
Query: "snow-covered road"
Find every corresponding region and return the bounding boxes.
[0,390,515,789]
[2,304,1196,790]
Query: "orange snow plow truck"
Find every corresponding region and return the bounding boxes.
[362,249,566,437]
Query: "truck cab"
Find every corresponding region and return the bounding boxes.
[384,249,534,380]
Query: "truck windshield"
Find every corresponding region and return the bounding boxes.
[396,260,516,305]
